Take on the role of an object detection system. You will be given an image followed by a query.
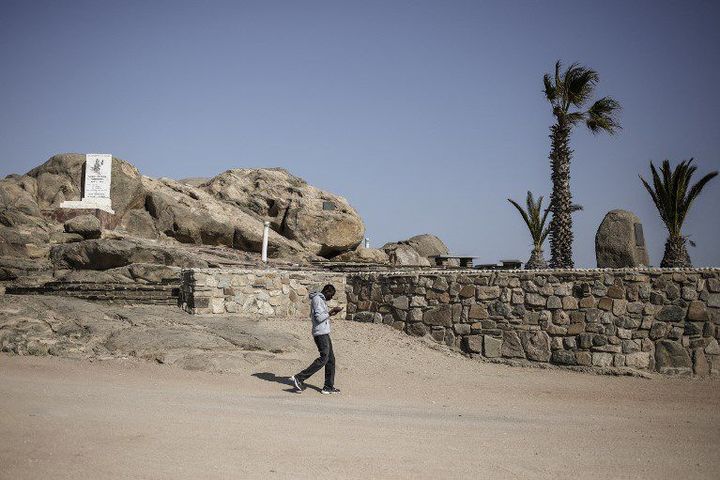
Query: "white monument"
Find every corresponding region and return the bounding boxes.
[60,154,114,214]
[261,221,270,263]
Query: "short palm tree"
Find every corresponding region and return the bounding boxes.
[543,61,621,268]
[508,192,550,269]
[639,159,717,267]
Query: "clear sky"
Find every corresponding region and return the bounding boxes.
[1,0,719,267]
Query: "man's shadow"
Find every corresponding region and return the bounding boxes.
[252,372,322,393]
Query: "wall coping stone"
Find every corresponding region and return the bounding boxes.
[346,267,720,278]
[183,267,347,275]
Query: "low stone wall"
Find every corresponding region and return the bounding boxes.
[345,268,720,376]
[6,282,179,305]
[179,268,347,318]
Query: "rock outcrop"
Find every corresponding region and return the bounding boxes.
[381,234,449,266]
[51,238,210,270]
[333,247,389,264]
[201,168,365,257]
[383,243,431,266]
[0,154,367,281]
[142,176,305,258]
[0,295,301,373]
[404,234,449,259]
[596,210,650,268]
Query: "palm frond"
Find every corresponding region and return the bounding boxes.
[658,160,676,231]
[508,198,532,232]
[639,174,658,208]
[554,60,563,100]
[543,73,556,102]
[564,64,599,108]
[586,97,622,134]
[680,164,718,227]
[565,112,586,125]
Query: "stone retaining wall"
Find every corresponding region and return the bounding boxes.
[345,268,720,376]
[6,282,179,305]
[179,268,347,318]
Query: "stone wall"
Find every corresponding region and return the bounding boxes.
[345,268,720,376]
[6,282,179,305]
[179,268,347,318]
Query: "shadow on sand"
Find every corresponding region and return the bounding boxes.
[252,372,322,393]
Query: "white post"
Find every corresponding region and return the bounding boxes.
[261,221,270,263]
[364,237,370,249]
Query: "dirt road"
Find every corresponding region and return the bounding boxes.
[1,319,718,479]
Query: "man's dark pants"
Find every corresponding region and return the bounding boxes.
[296,334,335,388]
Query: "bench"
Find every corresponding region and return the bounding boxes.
[430,255,476,268]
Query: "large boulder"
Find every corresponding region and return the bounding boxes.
[405,234,449,259]
[383,243,431,267]
[333,247,389,264]
[64,214,102,239]
[145,188,234,247]
[201,168,364,257]
[142,177,304,258]
[595,210,650,268]
[382,233,449,266]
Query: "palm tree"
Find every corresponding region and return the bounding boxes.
[543,61,621,268]
[639,159,717,267]
[508,192,550,269]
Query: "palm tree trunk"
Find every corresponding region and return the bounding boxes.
[661,234,692,268]
[548,118,574,268]
[525,246,548,270]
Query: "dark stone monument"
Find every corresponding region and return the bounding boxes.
[595,210,650,268]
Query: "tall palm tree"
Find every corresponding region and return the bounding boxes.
[639,159,717,267]
[508,192,550,269]
[543,61,621,268]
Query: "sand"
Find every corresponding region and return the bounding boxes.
[1,318,719,479]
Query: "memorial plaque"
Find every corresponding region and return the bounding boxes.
[634,223,645,247]
[60,153,115,214]
[322,201,336,211]
[84,154,112,199]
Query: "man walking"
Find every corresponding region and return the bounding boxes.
[290,284,342,394]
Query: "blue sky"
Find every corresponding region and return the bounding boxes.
[1,0,719,266]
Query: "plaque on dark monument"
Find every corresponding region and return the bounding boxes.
[634,223,645,247]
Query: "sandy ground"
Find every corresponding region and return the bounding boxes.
[1,318,719,480]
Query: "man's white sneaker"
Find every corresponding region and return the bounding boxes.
[290,376,305,392]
